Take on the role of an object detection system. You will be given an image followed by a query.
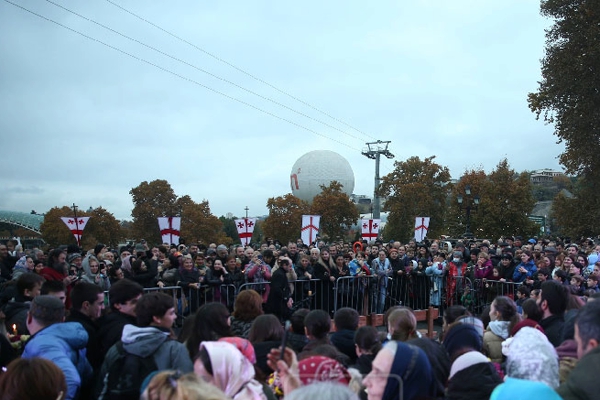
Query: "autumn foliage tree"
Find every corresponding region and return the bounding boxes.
[40,206,123,249]
[262,194,310,244]
[379,156,451,242]
[130,180,225,245]
[310,181,359,241]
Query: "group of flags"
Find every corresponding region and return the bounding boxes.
[61,214,431,246]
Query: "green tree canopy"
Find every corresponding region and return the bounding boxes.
[379,156,451,242]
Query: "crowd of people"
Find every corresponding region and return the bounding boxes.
[0,234,599,399]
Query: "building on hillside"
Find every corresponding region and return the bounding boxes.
[530,169,565,184]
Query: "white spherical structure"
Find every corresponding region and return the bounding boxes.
[290,150,355,203]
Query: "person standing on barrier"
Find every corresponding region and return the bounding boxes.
[372,250,392,314]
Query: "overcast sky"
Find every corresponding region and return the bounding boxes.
[0,0,562,221]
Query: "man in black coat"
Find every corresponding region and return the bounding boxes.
[66,282,105,371]
[266,257,293,321]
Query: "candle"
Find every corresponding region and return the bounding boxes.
[12,324,17,335]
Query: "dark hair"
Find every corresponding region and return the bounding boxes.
[388,308,418,341]
[135,292,175,327]
[354,326,382,354]
[541,280,570,315]
[16,273,44,296]
[248,314,284,343]
[70,282,103,310]
[575,300,600,354]
[521,298,543,322]
[517,285,531,297]
[554,269,568,283]
[108,279,144,310]
[304,310,331,339]
[232,290,264,321]
[132,258,146,274]
[334,307,359,331]
[47,248,66,271]
[0,357,67,400]
[290,308,310,334]
[492,296,519,333]
[185,302,231,360]
[444,305,469,325]
[40,280,65,295]
[537,268,551,278]
[197,346,213,375]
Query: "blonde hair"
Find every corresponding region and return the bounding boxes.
[142,371,228,400]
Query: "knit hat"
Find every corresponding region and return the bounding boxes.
[67,253,82,264]
[297,356,351,385]
[502,327,559,389]
[30,295,65,324]
[443,323,483,360]
[217,244,228,252]
[449,351,489,379]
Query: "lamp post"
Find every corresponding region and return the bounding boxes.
[457,185,480,239]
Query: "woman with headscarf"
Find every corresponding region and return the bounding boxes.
[362,340,435,400]
[194,341,268,400]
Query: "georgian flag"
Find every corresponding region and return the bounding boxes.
[414,217,430,242]
[235,218,257,246]
[361,219,381,241]
[61,217,90,246]
[158,217,181,245]
[301,215,320,245]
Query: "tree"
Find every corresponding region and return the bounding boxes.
[176,196,229,246]
[448,161,539,239]
[40,206,123,249]
[310,181,359,241]
[379,156,451,242]
[262,194,310,244]
[528,1,600,176]
[219,215,240,243]
[130,180,178,244]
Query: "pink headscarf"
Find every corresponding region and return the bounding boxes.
[200,341,266,400]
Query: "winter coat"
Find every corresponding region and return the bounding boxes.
[3,297,31,335]
[512,260,537,283]
[426,262,445,306]
[446,362,502,400]
[22,322,93,400]
[66,309,103,371]
[330,329,357,363]
[483,321,510,363]
[97,311,137,355]
[557,345,600,400]
[475,259,494,280]
[96,324,193,399]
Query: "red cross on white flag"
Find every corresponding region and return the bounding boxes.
[361,219,381,241]
[414,217,430,242]
[158,217,181,245]
[61,217,90,246]
[301,215,320,245]
[235,218,257,246]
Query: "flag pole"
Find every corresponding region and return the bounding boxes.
[72,203,80,246]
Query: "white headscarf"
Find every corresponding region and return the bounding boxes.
[200,341,266,400]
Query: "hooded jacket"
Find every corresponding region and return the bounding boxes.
[3,297,31,335]
[96,324,193,398]
[22,322,93,400]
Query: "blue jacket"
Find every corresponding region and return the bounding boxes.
[512,260,537,283]
[23,322,92,400]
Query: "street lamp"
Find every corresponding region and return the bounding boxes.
[457,185,480,239]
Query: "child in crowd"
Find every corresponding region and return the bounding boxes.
[585,273,599,293]
[570,275,584,296]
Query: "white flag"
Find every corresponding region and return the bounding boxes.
[361,219,381,242]
[61,216,90,245]
[235,218,257,246]
[414,217,430,242]
[158,217,181,245]
[301,215,320,245]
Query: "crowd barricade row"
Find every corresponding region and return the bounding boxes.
[104,276,521,323]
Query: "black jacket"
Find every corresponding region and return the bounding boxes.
[540,313,565,347]
[66,309,103,371]
[266,268,290,320]
[446,362,502,400]
[97,311,137,355]
[330,329,357,363]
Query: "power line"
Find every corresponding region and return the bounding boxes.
[44,0,369,143]
[2,0,362,152]
[104,0,378,142]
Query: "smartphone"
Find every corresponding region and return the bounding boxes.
[280,320,291,360]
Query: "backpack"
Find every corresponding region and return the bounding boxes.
[100,341,158,400]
